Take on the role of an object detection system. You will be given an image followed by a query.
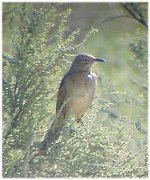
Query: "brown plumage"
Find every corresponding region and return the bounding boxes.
[39,54,106,152]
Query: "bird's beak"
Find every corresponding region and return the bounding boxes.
[93,58,107,62]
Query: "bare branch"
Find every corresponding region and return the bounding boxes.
[121,3,148,28]
[80,14,132,32]
[3,53,17,63]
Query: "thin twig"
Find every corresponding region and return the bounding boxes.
[3,108,22,143]
[80,14,132,33]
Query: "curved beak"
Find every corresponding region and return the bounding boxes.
[93,58,107,62]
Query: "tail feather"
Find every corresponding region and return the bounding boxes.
[38,112,65,153]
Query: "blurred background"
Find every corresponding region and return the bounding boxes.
[3,2,148,178]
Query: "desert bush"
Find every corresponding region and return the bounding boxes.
[3,3,148,178]
[3,3,97,177]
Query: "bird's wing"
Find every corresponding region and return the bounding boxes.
[56,77,66,113]
[39,79,66,152]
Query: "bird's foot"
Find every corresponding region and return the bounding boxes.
[76,118,84,126]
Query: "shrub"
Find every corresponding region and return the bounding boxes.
[3,3,97,177]
[3,3,148,178]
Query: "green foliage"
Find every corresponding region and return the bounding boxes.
[28,108,148,177]
[3,3,95,177]
[3,3,148,178]
[130,32,147,74]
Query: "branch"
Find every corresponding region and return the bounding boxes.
[121,3,148,28]
[80,14,132,32]
[3,108,22,144]
[3,53,17,63]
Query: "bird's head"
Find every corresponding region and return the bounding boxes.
[70,54,106,72]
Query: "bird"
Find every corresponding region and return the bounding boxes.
[39,54,106,153]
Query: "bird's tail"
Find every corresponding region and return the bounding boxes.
[38,112,65,154]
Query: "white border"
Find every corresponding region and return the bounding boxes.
[1,0,149,179]
[1,0,150,3]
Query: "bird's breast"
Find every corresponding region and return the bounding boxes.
[64,72,96,116]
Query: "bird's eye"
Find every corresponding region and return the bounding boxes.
[84,59,89,63]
